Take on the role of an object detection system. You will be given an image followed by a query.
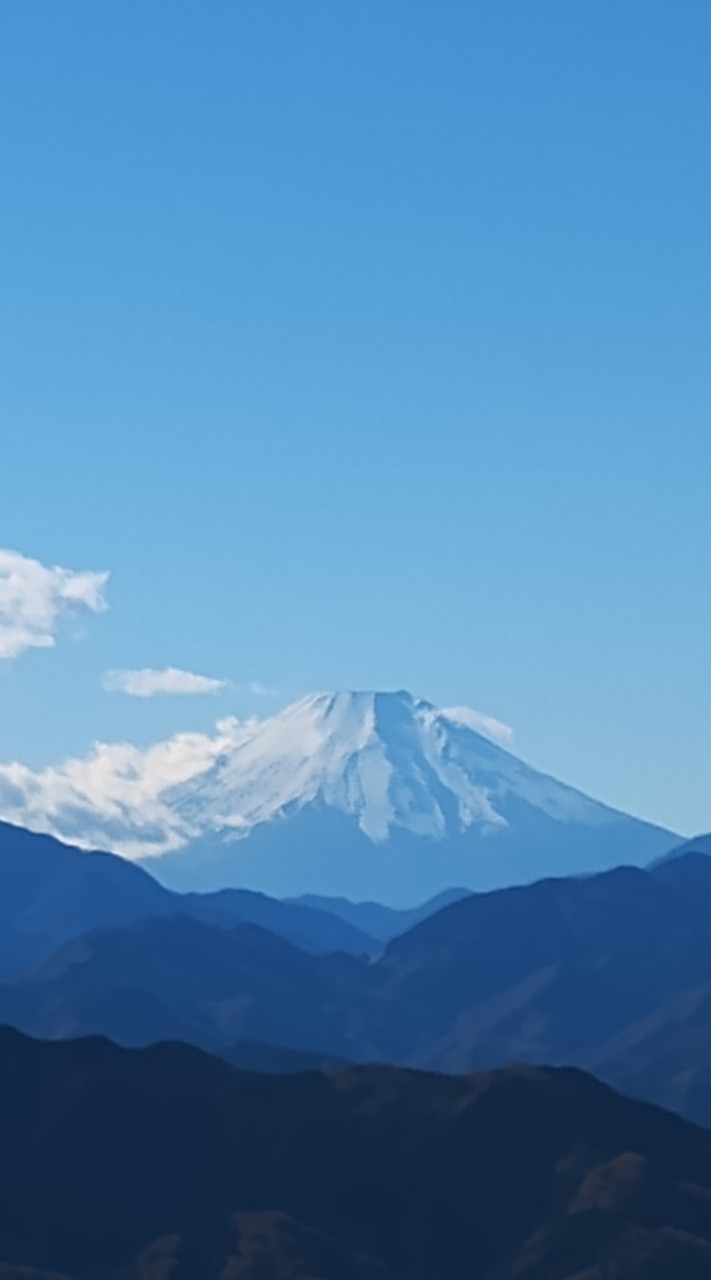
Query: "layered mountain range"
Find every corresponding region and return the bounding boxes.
[3,800,711,1279]
[0,699,704,1280]
[2,819,711,1127]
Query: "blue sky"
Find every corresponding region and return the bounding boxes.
[1,1,710,835]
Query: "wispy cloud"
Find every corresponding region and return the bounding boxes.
[439,705,515,745]
[247,680,280,698]
[0,548,108,661]
[102,667,228,697]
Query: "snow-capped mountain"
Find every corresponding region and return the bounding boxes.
[0,690,675,903]
[142,690,675,902]
[166,690,611,839]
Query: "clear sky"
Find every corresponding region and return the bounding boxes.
[1,1,710,835]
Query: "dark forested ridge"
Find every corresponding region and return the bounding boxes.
[4,1027,711,1279]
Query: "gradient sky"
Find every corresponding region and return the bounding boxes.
[1,1,710,835]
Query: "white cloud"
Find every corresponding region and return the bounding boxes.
[0,548,108,661]
[102,667,228,697]
[247,680,280,698]
[440,705,515,745]
[0,717,251,859]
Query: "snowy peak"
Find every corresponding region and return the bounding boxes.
[169,688,616,846]
[271,689,425,753]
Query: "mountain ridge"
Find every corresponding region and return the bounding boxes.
[5,1024,711,1279]
[0,820,380,976]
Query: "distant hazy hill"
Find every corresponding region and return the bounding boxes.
[371,856,711,1072]
[0,820,377,975]
[289,885,471,943]
[655,831,711,863]
[5,1027,711,1279]
[0,821,171,974]
[0,915,367,1056]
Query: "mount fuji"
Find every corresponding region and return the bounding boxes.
[141,690,675,903]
